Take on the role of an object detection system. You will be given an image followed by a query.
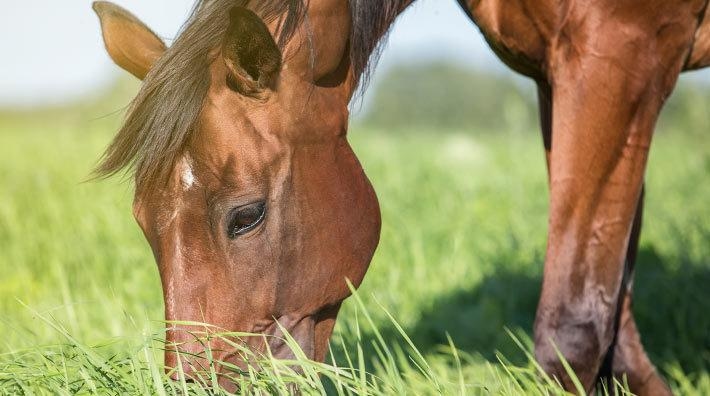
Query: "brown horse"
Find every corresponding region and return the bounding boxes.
[92,0,710,393]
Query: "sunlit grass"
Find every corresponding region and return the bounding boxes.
[0,288,609,395]
[0,90,708,394]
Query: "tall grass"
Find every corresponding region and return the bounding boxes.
[0,288,599,395]
[0,85,708,394]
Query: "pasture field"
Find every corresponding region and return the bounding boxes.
[0,94,708,394]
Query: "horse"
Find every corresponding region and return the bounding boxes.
[92,0,710,393]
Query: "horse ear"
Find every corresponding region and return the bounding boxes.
[222,7,282,95]
[686,9,710,70]
[92,1,166,80]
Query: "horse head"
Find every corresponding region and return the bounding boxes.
[93,0,380,379]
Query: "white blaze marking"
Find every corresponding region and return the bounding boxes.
[156,154,197,235]
[178,154,196,190]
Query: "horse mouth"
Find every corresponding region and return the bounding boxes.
[220,314,317,363]
[165,314,318,386]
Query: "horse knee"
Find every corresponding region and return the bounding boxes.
[534,303,615,390]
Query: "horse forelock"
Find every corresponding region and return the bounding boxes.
[93,0,303,191]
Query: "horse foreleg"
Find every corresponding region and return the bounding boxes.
[537,81,670,394]
[532,3,700,391]
[612,292,671,396]
[608,188,672,395]
[535,68,656,392]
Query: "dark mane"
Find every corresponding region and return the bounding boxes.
[94,0,408,189]
[349,0,411,93]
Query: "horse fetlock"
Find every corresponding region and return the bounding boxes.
[612,310,672,396]
[534,304,615,391]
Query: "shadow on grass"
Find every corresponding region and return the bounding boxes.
[337,246,710,376]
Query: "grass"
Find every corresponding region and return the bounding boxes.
[0,89,708,394]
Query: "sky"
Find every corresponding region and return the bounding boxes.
[0,0,496,107]
[0,1,707,107]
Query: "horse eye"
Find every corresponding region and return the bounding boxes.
[227,202,266,239]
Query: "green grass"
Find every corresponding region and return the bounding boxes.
[0,95,708,394]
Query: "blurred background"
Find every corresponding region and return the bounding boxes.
[1,0,709,393]
[3,0,709,128]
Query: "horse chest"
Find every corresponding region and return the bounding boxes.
[458,0,557,80]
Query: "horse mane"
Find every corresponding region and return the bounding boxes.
[349,1,409,93]
[94,0,408,190]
